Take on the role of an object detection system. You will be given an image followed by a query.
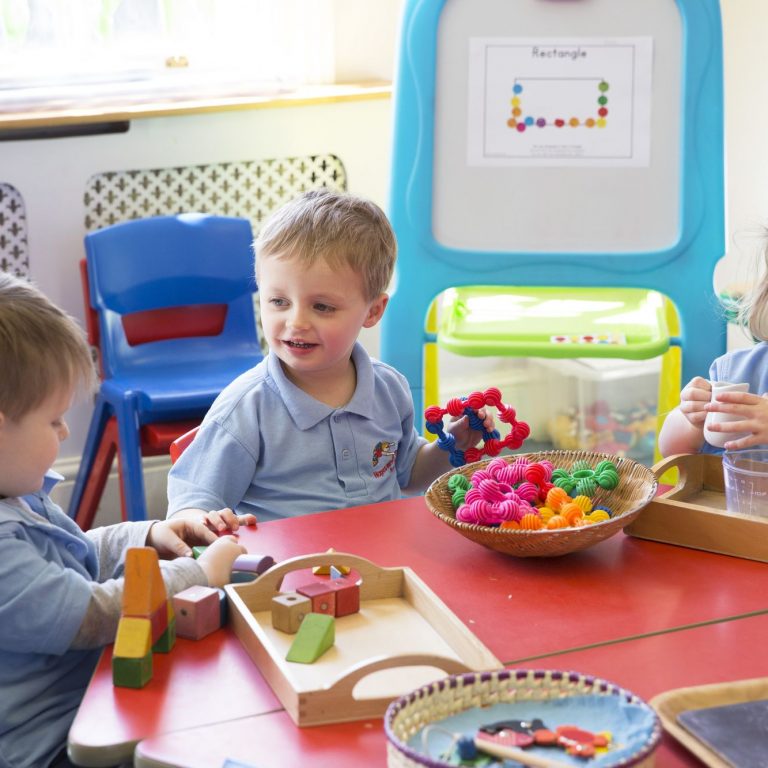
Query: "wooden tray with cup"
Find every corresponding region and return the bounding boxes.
[625,453,768,562]
[225,552,501,727]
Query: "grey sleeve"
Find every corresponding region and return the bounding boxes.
[71,529,209,649]
[86,520,156,580]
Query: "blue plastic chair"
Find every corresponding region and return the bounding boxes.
[69,213,263,522]
[382,0,725,424]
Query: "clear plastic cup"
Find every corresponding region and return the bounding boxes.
[723,449,768,518]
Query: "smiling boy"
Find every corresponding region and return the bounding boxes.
[167,189,490,526]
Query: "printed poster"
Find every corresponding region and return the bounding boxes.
[467,37,653,167]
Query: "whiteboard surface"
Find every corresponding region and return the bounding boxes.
[433,0,682,253]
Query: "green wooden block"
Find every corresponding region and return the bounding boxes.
[112,652,152,688]
[192,545,208,559]
[153,616,176,653]
[285,612,335,663]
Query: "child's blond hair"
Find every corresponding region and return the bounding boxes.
[0,273,95,420]
[255,189,397,302]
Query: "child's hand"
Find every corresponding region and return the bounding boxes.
[705,391,768,449]
[203,508,258,534]
[146,518,217,559]
[445,407,495,451]
[678,376,712,428]
[197,536,248,587]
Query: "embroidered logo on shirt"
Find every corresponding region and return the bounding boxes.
[372,440,397,477]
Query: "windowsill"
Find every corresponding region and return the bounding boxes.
[0,80,392,131]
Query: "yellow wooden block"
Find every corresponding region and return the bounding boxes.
[311,549,351,576]
[114,616,152,658]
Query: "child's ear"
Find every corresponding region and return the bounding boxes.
[363,293,389,328]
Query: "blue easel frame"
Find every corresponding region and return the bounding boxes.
[381,0,725,416]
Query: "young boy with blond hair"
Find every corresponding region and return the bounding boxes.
[0,273,245,768]
[168,189,490,528]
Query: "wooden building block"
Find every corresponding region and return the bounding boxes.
[216,587,228,626]
[271,592,311,634]
[153,601,176,652]
[112,654,152,689]
[232,553,274,574]
[114,616,151,658]
[285,613,335,663]
[122,547,167,618]
[148,603,169,646]
[230,570,258,583]
[173,585,221,640]
[192,545,207,559]
[327,578,360,617]
[312,549,351,576]
[296,581,335,616]
[113,616,153,688]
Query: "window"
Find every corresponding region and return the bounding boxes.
[0,0,335,107]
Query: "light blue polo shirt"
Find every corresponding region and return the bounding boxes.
[167,342,427,522]
[702,341,768,454]
[0,474,100,768]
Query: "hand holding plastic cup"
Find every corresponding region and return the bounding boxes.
[703,381,750,448]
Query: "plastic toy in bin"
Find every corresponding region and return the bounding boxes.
[425,387,530,467]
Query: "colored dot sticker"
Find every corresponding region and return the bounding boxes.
[536,117,546,127]
[569,117,579,127]
[598,95,608,105]
[513,83,523,94]
[511,96,520,107]
[599,81,609,92]
[524,116,534,126]
[555,118,565,127]
[597,118,607,128]
[585,118,595,128]
[516,122,526,132]
[507,118,517,128]
[598,107,608,117]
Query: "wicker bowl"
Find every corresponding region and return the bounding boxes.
[425,450,657,557]
[385,668,661,767]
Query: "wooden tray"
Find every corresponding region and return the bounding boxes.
[225,552,501,727]
[650,677,768,767]
[624,453,768,562]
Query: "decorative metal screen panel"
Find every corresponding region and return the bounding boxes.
[83,154,347,232]
[0,184,30,277]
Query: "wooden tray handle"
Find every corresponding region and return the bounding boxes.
[327,652,473,700]
[652,453,724,498]
[253,551,392,595]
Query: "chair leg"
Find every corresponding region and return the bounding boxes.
[69,394,113,529]
[114,395,149,522]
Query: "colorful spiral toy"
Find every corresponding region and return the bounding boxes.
[424,387,531,468]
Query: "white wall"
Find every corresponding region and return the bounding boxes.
[720,0,768,302]
[1,0,762,522]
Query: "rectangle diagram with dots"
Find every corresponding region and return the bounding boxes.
[467,37,653,167]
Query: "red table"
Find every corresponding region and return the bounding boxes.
[203,498,768,665]
[69,497,768,766]
[68,630,280,767]
[133,614,768,767]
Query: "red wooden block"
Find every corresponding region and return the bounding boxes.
[327,578,360,617]
[172,585,221,640]
[296,582,335,616]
